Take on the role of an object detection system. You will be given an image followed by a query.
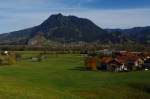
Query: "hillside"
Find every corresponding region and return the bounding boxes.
[106,26,150,44]
[0,14,110,45]
[0,13,149,45]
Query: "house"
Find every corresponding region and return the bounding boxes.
[108,59,127,72]
[143,53,150,69]
[98,56,127,72]
[98,52,144,72]
[137,52,150,69]
[144,58,150,69]
[115,52,144,71]
[98,56,113,71]
[85,51,148,72]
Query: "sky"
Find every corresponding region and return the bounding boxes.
[0,0,150,33]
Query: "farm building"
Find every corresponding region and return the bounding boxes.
[99,57,126,72]
[85,51,149,72]
[115,53,144,71]
[85,56,97,70]
[98,56,113,70]
[144,58,150,69]
[108,60,126,72]
[136,52,150,68]
[142,53,150,69]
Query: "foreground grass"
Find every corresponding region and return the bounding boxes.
[0,52,149,99]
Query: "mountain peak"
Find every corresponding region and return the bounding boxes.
[39,13,109,42]
[0,13,113,45]
[50,13,63,18]
[40,13,66,27]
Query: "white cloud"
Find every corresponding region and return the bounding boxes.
[0,8,150,33]
[66,8,150,29]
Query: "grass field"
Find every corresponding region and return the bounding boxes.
[0,52,149,99]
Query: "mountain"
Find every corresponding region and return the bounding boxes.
[122,26,150,44]
[0,13,110,45]
[0,13,149,46]
[106,26,150,44]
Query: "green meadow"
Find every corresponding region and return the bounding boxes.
[0,52,149,99]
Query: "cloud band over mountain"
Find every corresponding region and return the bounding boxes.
[0,0,150,33]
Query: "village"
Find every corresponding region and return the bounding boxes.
[0,49,150,73]
[85,49,150,72]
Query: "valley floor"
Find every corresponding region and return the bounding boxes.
[0,52,149,99]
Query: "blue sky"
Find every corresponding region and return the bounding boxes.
[0,0,150,33]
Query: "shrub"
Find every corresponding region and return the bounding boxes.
[0,55,16,65]
[5,56,16,65]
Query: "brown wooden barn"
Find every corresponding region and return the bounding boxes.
[85,56,97,70]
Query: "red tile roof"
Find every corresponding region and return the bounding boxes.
[100,56,113,64]
[115,52,140,64]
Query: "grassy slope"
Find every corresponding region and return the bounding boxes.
[0,52,149,99]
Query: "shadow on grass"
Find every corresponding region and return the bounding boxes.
[68,67,109,72]
[129,83,150,94]
[68,66,90,71]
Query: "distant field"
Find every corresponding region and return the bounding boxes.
[0,52,149,99]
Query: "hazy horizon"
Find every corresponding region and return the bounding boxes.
[0,0,150,33]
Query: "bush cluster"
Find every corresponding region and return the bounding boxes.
[0,52,22,65]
